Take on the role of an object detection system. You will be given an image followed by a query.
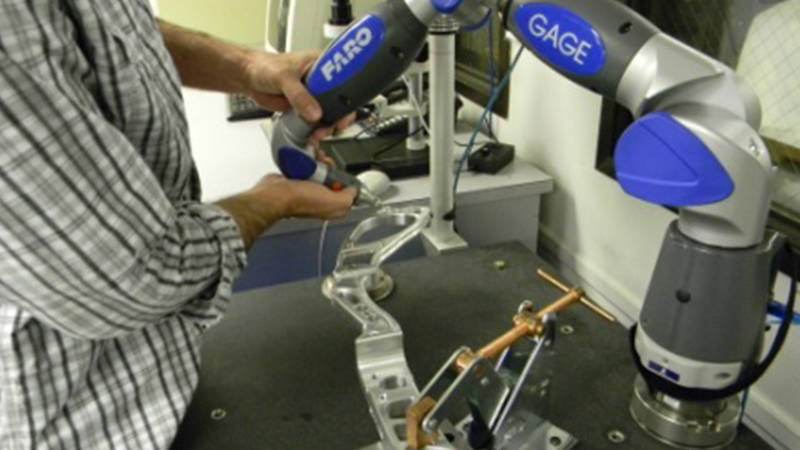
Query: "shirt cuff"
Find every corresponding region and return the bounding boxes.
[179,203,248,329]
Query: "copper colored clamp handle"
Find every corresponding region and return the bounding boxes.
[454,288,582,373]
[537,269,617,323]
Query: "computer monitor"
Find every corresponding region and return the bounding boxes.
[455,14,511,119]
[265,0,383,54]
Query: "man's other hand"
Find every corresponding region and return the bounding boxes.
[252,175,356,221]
[217,174,356,249]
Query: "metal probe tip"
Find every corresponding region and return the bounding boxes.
[357,186,383,208]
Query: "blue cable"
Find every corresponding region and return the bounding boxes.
[767,299,800,325]
[459,9,492,32]
[453,45,525,197]
[739,388,750,424]
[459,9,496,139]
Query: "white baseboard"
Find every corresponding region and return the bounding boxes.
[743,389,800,450]
[537,225,800,450]
[537,225,639,326]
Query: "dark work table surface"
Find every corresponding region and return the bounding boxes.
[172,242,771,450]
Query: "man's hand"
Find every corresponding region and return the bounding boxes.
[245,51,322,122]
[158,21,354,161]
[253,175,357,220]
[216,175,356,249]
[244,52,355,144]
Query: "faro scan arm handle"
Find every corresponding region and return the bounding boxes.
[269,0,446,198]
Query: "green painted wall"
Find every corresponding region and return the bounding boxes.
[158,0,266,48]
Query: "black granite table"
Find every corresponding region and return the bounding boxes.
[172,242,771,450]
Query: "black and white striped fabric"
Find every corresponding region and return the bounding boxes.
[0,1,247,448]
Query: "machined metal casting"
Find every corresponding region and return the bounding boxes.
[323,206,432,449]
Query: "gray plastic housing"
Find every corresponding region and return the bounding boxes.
[639,222,784,365]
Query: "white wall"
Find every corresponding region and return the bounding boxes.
[479,38,800,449]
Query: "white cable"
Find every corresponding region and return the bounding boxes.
[317,220,330,278]
[402,76,431,135]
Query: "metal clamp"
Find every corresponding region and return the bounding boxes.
[404,270,614,450]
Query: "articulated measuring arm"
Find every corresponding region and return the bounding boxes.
[274,0,780,411]
[500,3,786,426]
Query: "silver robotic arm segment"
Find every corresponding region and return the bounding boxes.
[404,0,440,23]
[499,0,760,127]
[615,32,772,247]
[500,0,772,248]
[672,107,773,248]
[500,0,659,97]
[615,33,761,124]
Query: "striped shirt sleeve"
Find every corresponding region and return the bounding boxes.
[0,48,247,340]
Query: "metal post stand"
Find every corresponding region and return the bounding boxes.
[423,16,468,254]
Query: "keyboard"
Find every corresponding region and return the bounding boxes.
[227,94,274,122]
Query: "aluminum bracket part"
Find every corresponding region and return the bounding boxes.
[323,206,432,449]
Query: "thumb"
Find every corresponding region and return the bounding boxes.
[281,78,323,123]
[343,187,358,204]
